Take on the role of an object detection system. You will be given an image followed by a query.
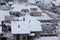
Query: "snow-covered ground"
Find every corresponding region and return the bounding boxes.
[34,36,58,40]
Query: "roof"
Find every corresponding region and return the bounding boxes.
[24,15,42,32]
[11,4,41,12]
[30,20,42,32]
[11,21,30,34]
[35,37,58,40]
[11,15,42,34]
[11,4,30,12]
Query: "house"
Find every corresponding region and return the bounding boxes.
[11,21,30,40]
[10,4,58,36]
[11,15,42,40]
[10,4,42,17]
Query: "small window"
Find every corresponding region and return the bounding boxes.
[10,12,23,17]
[30,12,41,16]
[21,9,29,12]
[0,3,5,5]
[30,8,37,11]
[23,18,25,21]
[18,25,20,28]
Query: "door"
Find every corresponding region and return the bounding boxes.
[16,34,20,40]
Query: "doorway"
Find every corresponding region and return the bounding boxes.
[16,34,20,40]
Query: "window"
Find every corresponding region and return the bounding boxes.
[21,9,29,13]
[16,34,20,40]
[39,20,56,23]
[30,12,41,16]
[10,12,24,17]
[23,36,26,40]
[23,18,25,21]
[30,8,37,11]
[0,3,6,5]
[18,25,20,28]
[41,24,53,33]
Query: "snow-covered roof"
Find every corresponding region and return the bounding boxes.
[11,4,30,12]
[24,15,42,32]
[30,20,42,32]
[11,4,41,12]
[11,21,30,34]
[35,37,58,40]
[11,15,42,34]
[0,26,2,33]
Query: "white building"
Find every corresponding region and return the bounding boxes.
[11,15,42,40]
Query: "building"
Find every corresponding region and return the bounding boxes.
[11,15,42,40]
[10,4,59,36]
[0,2,59,40]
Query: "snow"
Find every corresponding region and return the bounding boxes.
[11,4,41,12]
[0,11,10,21]
[30,19,42,32]
[11,15,42,34]
[0,11,10,25]
[29,33,35,36]
[11,4,30,12]
[28,0,36,4]
[11,21,30,34]
[35,37,58,40]
[25,15,42,32]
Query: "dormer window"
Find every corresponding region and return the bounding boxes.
[21,9,29,13]
[30,12,41,16]
[30,8,37,11]
[10,12,24,17]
